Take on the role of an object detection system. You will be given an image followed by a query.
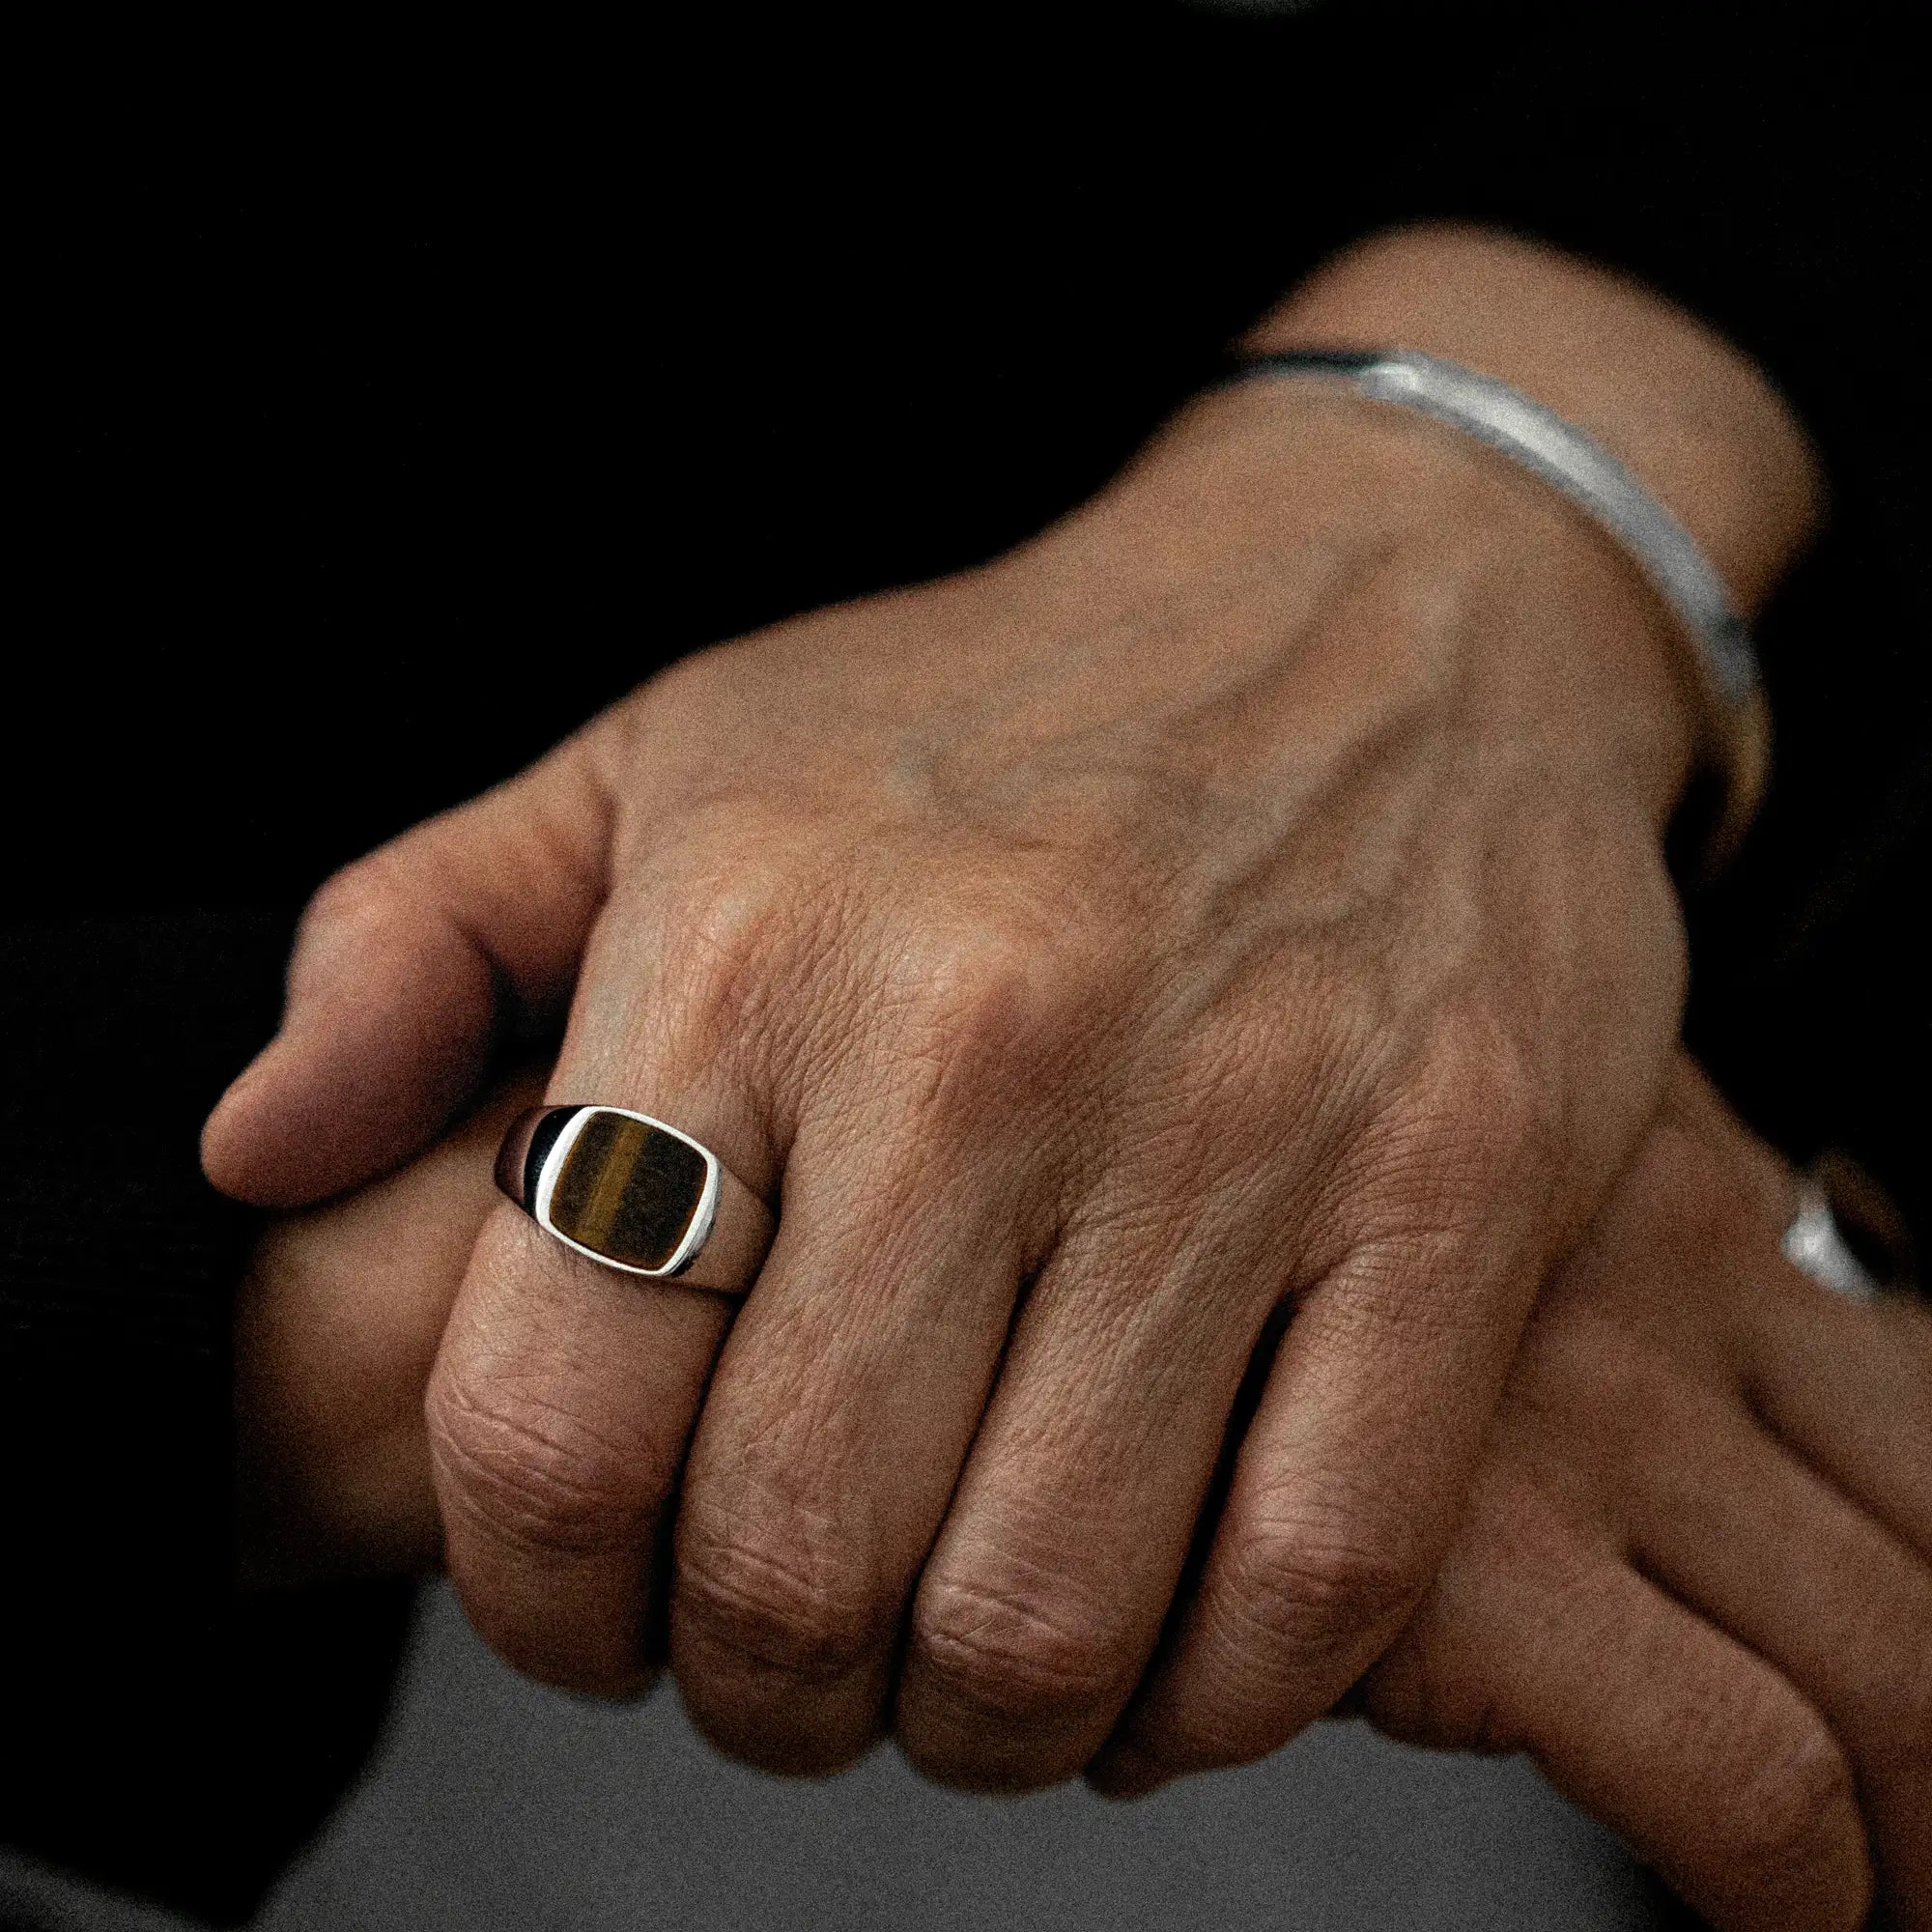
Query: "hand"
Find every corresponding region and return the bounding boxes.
[235,1057,1930,1927]
[204,229,1815,1789]
[234,1070,542,1587]
[1326,1068,1924,1931]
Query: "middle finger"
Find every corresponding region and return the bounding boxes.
[668,1051,1057,1774]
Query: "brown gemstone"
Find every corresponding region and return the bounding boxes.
[546,1111,709,1271]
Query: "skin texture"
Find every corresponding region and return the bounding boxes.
[209,231,1824,1800]
[1101,1065,1932,1932]
[234,1071,544,1588]
[237,1061,1932,1930]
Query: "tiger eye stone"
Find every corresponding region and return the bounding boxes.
[547,1112,709,1270]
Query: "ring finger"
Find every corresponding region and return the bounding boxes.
[425,874,787,1693]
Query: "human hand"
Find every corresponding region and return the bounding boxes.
[1266,1067,1922,1932]
[234,1069,542,1588]
[236,1046,1928,1928]
[204,229,1817,1789]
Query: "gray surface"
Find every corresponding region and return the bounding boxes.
[2,1581,1671,1929]
[0,1862,200,1932]
[243,1583,1665,1931]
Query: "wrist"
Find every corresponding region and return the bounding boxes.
[1026,374,1700,835]
[1241,222,1823,620]
[1037,223,1818,838]
[1236,226,1819,853]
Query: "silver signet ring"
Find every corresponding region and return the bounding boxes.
[495,1104,775,1294]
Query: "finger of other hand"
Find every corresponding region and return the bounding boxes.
[1632,1373,1932,1919]
[1739,1264,1932,1563]
[1362,1499,1873,1932]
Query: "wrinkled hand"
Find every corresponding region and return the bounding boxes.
[1326,1068,1929,1932]
[216,396,1690,1771]
[234,1069,544,1587]
[207,231,1814,1791]
[237,1058,1931,1930]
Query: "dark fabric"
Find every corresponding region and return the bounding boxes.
[8,2,1925,1918]
[0,916,412,1923]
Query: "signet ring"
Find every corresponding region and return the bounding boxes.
[495,1104,774,1294]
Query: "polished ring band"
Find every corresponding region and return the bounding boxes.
[495,1104,775,1293]
[1783,1176,1881,1305]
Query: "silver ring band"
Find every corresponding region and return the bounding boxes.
[1783,1178,1881,1304]
[496,1104,775,1293]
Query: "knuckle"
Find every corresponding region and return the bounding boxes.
[1724,1714,1862,1896]
[911,1565,1126,1728]
[876,909,1093,1117]
[633,838,838,1070]
[904,917,1041,1030]
[426,1371,658,1560]
[670,852,814,1000]
[1414,1013,1550,1174]
[298,854,406,946]
[1328,1016,1555,1268]
[674,1508,889,1687]
[1215,1493,1428,1681]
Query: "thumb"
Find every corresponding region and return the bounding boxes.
[202,723,615,1208]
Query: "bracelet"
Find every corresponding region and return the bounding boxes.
[1220,348,1770,861]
